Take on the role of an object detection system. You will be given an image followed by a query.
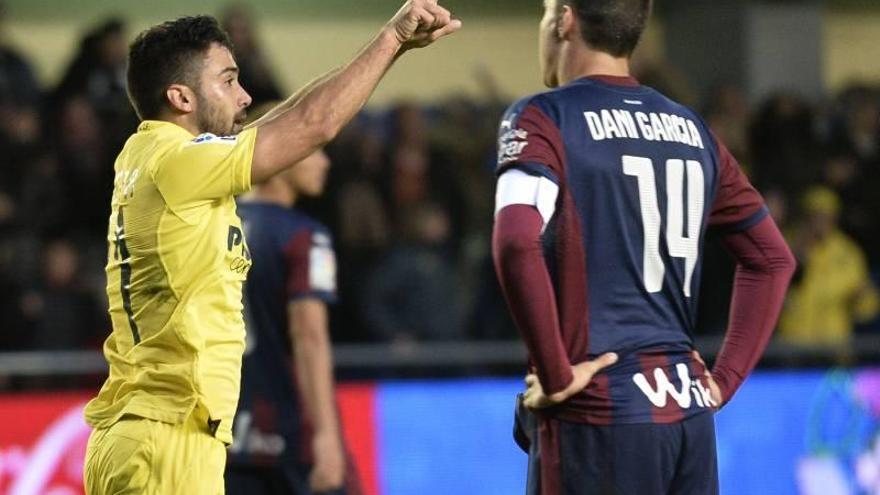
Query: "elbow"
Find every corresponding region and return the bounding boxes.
[492,206,544,265]
[315,121,338,147]
[768,243,797,280]
[301,106,341,146]
[492,232,540,273]
[740,247,797,280]
[779,245,797,280]
[495,234,535,260]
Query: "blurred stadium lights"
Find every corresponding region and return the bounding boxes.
[1,336,879,378]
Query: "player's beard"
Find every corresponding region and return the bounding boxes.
[195,94,246,136]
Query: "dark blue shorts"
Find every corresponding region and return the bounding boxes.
[515,397,719,495]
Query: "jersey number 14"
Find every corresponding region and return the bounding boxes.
[623,155,704,298]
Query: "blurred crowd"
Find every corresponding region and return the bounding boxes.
[0,6,877,359]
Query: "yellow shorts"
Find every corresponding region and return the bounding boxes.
[83,407,226,495]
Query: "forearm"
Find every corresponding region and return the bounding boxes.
[251,30,402,182]
[493,205,573,394]
[290,301,341,439]
[713,216,796,403]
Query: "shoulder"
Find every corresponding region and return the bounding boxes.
[166,129,254,164]
[830,231,864,257]
[498,91,565,147]
[278,210,333,247]
[299,214,334,247]
[502,91,562,128]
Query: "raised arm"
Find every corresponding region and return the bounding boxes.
[248,0,460,183]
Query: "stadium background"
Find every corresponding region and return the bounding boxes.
[0,0,879,494]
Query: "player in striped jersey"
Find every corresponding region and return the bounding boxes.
[493,1,796,493]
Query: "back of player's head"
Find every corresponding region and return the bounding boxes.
[127,15,233,120]
[563,0,651,57]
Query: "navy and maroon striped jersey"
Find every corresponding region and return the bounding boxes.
[497,75,767,425]
[228,201,337,466]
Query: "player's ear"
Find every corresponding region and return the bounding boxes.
[558,5,576,41]
[166,84,196,114]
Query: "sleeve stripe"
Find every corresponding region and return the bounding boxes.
[717,206,770,234]
[288,291,338,304]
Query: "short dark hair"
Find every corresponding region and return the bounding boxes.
[563,0,651,58]
[127,15,232,120]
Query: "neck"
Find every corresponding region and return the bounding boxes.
[242,178,297,208]
[157,112,201,136]
[557,44,631,86]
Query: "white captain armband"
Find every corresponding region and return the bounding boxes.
[494,169,559,232]
[308,232,337,293]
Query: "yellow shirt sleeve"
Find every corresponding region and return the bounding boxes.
[152,127,257,220]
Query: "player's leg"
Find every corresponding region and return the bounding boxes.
[84,409,225,494]
[668,412,719,495]
[149,408,227,494]
[557,421,681,495]
[83,417,156,494]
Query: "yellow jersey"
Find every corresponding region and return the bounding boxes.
[779,229,880,346]
[84,120,256,444]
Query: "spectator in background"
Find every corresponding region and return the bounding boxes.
[830,86,880,163]
[327,123,392,342]
[822,150,880,265]
[18,151,69,237]
[221,4,283,107]
[388,144,430,213]
[55,96,110,235]
[0,1,40,109]
[384,102,465,248]
[705,84,752,164]
[779,187,879,356]
[335,128,391,258]
[48,17,135,239]
[750,92,821,195]
[52,17,134,136]
[431,95,499,241]
[0,0,42,226]
[362,202,464,344]
[20,238,106,350]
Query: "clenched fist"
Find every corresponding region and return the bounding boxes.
[386,0,462,50]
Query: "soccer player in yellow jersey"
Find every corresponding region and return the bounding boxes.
[82,3,460,494]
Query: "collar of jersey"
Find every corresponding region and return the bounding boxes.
[137,120,196,138]
[579,74,641,88]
